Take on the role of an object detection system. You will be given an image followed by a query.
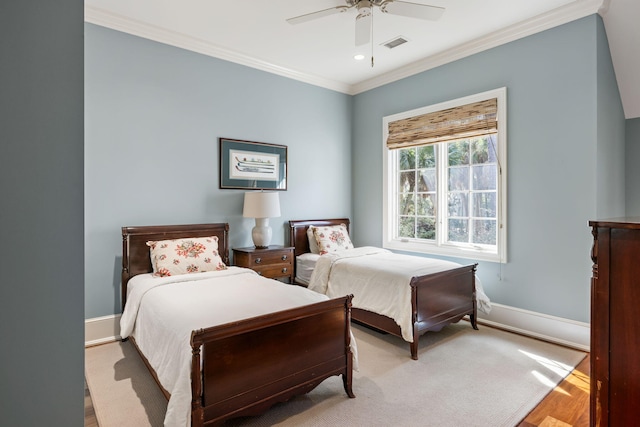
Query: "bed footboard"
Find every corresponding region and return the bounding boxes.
[190,295,355,427]
[351,264,477,360]
[409,263,478,359]
[413,264,478,330]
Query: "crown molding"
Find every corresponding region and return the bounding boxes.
[85,1,603,96]
[350,0,604,94]
[84,6,352,94]
[597,0,611,15]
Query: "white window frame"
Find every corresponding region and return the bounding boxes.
[382,87,507,263]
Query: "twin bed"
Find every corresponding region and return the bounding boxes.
[120,223,354,427]
[289,218,486,360]
[120,219,487,426]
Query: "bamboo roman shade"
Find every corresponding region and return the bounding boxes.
[386,98,498,149]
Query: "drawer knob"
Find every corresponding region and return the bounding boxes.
[257,271,262,275]
[282,267,288,273]
[281,255,288,261]
[254,258,262,264]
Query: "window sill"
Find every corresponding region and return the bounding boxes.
[383,240,505,263]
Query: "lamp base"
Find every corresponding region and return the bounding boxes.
[252,218,272,249]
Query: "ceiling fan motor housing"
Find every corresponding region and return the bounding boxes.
[357,1,372,17]
[349,0,388,6]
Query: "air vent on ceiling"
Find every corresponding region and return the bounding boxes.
[382,36,409,49]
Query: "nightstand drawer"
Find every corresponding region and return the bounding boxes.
[248,250,292,267]
[252,264,292,279]
[232,245,295,283]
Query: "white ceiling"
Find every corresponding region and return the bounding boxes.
[85,0,639,118]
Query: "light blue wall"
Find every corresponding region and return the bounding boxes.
[596,17,626,218]
[1,2,85,425]
[352,15,624,323]
[626,118,640,215]
[85,24,353,318]
[86,15,626,324]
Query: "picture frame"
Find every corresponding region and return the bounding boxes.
[219,138,287,190]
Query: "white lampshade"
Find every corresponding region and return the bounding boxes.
[243,192,281,219]
[243,192,281,248]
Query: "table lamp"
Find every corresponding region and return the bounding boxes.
[243,191,281,248]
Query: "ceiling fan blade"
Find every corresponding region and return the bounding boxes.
[380,1,445,20]
[355,12,371,46]
[355,6,372,46]
[286,6,349,25]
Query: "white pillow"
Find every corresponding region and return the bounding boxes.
[307,226,320,254]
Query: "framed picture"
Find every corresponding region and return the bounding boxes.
[219,138,287,190]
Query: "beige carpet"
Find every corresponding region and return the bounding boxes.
[85,323,586,427]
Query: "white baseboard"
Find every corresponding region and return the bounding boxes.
[85,314,121,347]
[84,304,590,351]
[475,303,590,352]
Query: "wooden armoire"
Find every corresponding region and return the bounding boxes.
[589,218,640,426]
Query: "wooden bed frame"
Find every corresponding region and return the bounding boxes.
[288,218,478,360]
[121,223,355,427]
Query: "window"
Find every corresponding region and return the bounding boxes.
[383,88,507,263]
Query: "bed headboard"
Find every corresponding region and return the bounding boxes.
[288,218,351,258]
[121,223,229,310]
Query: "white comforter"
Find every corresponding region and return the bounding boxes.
[308,247,491,342]
[120,267,351,427]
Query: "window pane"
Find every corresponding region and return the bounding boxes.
[417,218,436,240]
[399,193,415,215]
[417,193,436,216]
[448,166,469,191]
[417,145,435,168]
[472,165,496,190]
[473,193,496,217]
[417,169,436,192]
[473,219,496,245]
[448,192,468,217]
[399,148,415,170]
[471,138,490,164]
[399,217,415,238]
[472,136,498,163]
[487,137,498,163]
[399,171,415,192]
[448,219,469,243]
[448,140,469,166]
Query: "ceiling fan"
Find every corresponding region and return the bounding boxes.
[286,0,445,46]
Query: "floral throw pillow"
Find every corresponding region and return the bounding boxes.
[312,224,354,255]
[147,236,227,277]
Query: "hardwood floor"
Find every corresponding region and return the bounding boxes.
[84,354,590,426]
[518,354,591,427]
[85,379,99,427]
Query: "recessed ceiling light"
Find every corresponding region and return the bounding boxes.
[354,54,365,61]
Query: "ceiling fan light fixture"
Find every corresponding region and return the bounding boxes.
[354,54,366,60]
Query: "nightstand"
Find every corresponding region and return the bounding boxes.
[233,245,294,283]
